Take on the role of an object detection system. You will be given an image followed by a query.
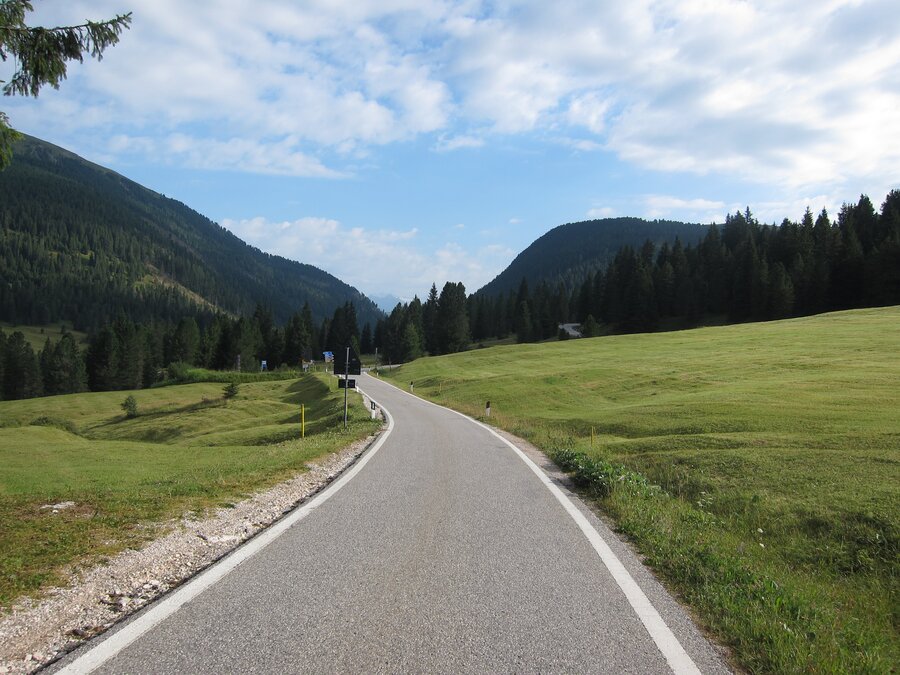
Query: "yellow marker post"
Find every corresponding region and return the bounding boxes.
[301,404,306,439]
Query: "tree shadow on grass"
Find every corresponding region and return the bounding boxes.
[280,376,335,421]
[87,398,226,438]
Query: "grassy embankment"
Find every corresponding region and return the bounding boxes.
[385,306,899,673]
[0,372,379,609]
[0,322,88,351]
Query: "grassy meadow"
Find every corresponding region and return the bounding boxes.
[0,373,379,608]
[0,322,88,351]
[385,306,899,673]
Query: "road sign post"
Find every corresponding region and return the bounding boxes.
[343,346,349,429]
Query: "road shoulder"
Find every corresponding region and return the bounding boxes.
[493,427,733,674]
[0,428,386,675]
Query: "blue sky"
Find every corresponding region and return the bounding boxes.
[4,1,899,301]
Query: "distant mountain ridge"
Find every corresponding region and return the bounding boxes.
[0,135,382,330]
[370,293,405,312]
[477,217,708,296]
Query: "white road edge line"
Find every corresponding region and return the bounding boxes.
[56,393,395,675]
[375,374,702,675]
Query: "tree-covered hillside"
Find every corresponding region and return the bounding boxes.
[0,135,382,330]
[477,217,708,297]
[375,191,900,358]
[470,194,900,342]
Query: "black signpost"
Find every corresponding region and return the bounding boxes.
[336,345,361,429]
[333,346,361,375]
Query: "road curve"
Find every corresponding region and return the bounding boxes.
[51,373,728,674]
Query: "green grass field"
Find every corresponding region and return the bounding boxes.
[385,306,900,673]
[0,322,88,351]
[0,374,379,609]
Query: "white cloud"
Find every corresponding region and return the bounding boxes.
[220,215,515,298]
[587,207,616,219]
[109,134,343,178]
[641,196,727,223]
[435,134,485,151]
[566,92,611,134]
[558,138,605,152]
[638,193,855,225]
[8,0,899,195]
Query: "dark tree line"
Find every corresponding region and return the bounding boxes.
[469,277,571,343]
[365,191,900,360]
[3,191,897,400]
[475,191,900,339]
[374,282,470,364]
[1,328,87,400]
[0,299,386,401]
[0,304,305,400]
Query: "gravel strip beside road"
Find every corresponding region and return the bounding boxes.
[0,427,383,675]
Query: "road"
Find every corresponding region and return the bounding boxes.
[52,373,728,674]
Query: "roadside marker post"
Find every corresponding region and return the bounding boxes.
[343,346,349,430]
[485,401,491,418]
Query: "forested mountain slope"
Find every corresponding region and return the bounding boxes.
[0,135,382,330]
[477,217,708,297]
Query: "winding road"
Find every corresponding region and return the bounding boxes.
[51,373,728,674]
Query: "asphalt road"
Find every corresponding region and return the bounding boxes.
[52,373,729,674]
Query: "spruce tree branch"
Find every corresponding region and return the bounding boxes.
[0,3,131,169]
[1,12,132,97]
[1,14,133,35]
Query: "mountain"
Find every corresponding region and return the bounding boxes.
[476,217,709,297]
[0,135,382,330]
[370,293,404,312]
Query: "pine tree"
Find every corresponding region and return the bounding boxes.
[86,325,119,391]
[200,316,223,368]
[0,3,132,168]
[437,282,470,354]
[623,260,658,331]
[301,302,318,358]
[360,323,373,354]
[282,312,310,367]
[113,316,143,389]
[400,322,423,362]
[731,236,759,320]
[0,328,6,398]
[40,332,86,395]
[514,301,533,343]
[577,274,593,322]
[768,263,795,318]
[554,283,570,325]
[235,317,263,371]
[2,331,42,399]
[422,283,439,354]
[170,317,200,365]
[581,314,601,338]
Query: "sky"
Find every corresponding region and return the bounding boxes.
[4,0,899,303]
